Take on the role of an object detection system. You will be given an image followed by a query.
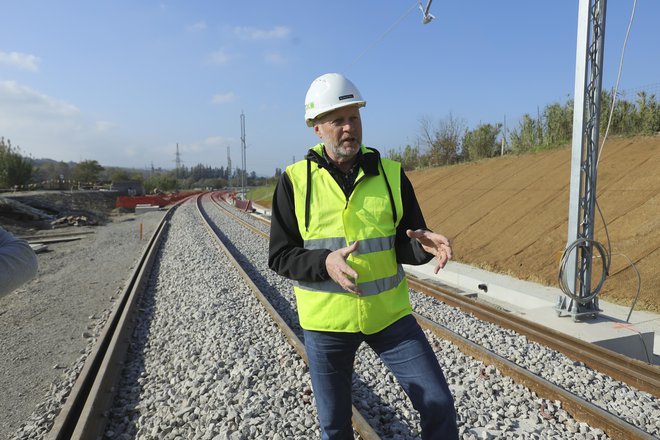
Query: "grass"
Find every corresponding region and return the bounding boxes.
[246,185,275,203]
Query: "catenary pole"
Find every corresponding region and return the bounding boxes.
[558,0,607,320]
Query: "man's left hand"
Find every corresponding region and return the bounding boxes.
[406,229,453,274]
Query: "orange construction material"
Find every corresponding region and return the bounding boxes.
[115,192,201,209]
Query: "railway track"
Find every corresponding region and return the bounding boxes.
[407,277,659,397]
[197,194,379,440]
[46,200,178,440]
[206,192,659,440]
[41,191,658,439]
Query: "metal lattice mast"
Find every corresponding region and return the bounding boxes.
[240,112,247,198]
[227,146,232,187]
[558,0,608,320]
[175,143,182,181]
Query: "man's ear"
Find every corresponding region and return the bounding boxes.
[313,124,322,139]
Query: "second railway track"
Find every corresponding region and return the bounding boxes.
[206,192,659,439]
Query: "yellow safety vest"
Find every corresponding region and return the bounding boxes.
[286,144,411,334]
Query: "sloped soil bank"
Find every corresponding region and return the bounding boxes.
[409,135,659,312]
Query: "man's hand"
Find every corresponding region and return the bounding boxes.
[325,241,362,294]
[406,229,453,274]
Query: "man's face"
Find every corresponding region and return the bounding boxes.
[314,105,362,164]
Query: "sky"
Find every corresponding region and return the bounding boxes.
[1,1,659,177]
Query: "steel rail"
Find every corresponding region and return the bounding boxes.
[198,193,381,440]
[209,192,270,239]
[217,193,659,396]
[211,191,659,439]
[407,276,660,398]
[415,314,655,440]
[46,201,181,440]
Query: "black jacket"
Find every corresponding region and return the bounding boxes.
[268,146,433,283]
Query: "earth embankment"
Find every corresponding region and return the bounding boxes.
[408,135,659,312]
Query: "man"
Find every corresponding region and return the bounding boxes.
[0,226,38,297]
[268,73,458,439]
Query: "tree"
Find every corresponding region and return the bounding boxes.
[418,113,465,167]
[0,137,33,188]
[73,160,104,183]
[110,170,132,182]
[401,144,421,171]
[544,100,573,146]
[34,161,72,181]
[510,114,538,154]
[636,91,660,135]
[462,123,501,161]
[143,173,177,193]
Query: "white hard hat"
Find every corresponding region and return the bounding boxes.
[304,73,366,127]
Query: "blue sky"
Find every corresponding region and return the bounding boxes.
[1,1,658,177]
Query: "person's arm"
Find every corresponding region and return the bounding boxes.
[0,227,38,297]
[394,169,452,271]
[268,172,331,282]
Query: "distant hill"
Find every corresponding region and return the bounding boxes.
[30,157,77,167]
[408,135,659,312]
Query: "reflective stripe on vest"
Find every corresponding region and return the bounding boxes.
[296,265,405,297]
[286,144,411,334]
[304,235,395,255]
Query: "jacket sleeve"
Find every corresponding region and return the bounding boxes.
[394,169,435,265]
[268,172,331,282]
[0,227,38,297]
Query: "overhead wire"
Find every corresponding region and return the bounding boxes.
[594,0,642,322]
[347,1,420,69]
[597,0,637,168]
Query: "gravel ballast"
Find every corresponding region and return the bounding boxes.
[103,199,316,439]
[6,195,659,439]
[3,211,166,440]
[200,196,659,439]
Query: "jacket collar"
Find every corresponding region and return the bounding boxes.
[305,144,381,176]
[300,143,395,232]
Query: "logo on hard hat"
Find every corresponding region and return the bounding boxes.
[305,102,315,110]
[338,94,354,101]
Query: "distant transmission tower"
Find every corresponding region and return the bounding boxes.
[240,111,247,198]
[227,146,232,188]
[174,143,182,181]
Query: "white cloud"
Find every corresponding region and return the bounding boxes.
[264,51,286,65]
[204,136,232,146]
[0,80,121,163]
[0,51,40,71]
[0,80,78,117]
[212,92,236,104]
[207,49,230,65]
[232,25,290,41]
[177,136,232,156]
[187,21,207,32]
[96,120,118,132]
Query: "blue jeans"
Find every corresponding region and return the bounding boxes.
[303,314,458,440]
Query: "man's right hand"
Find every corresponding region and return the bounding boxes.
[325,241,362,294]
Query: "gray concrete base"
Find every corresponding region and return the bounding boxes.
[404,261,659,365]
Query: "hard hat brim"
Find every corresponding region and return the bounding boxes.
[305,101,366,127]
